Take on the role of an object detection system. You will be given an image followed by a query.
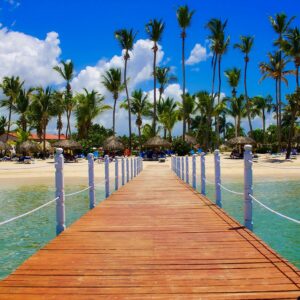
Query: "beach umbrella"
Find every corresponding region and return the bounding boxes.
[144,136,171,148]
[0,141,11,151]
[184,134,197,145]
[103,136,125,151]
[227,136,256,146]
[38,141,52,151]
[19,141,40,153]
[52,140,83,150]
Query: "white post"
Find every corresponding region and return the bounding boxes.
[131,157,133,179]
[134,157,137,177]
[55,148,65,235]
[115,157,119,190]
[181,156,184,180]
[105,155,110,198]
[214,149,222,207]
[126,158,129,183]
[121,157,125,185]
[201,153,206,195]
[192,154,196,189]
[185,155,189,184]
[244,144,253,231]
[177,157,180,177]
[88,153,95,209]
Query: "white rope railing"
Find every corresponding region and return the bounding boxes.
[251,160,300,170]
[0,197,59,226]
[204,178,214,185]
[65,186,91,198]
[0,164,56,171]
[249,194,300,224]
[218,183,244,195]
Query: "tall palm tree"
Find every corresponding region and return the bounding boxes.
[53,60,74,138]
[177,93,195,132]
[0,116,7,135]
[115,29,137,151]
[52,91,65,140]
[253,95,273,143]
[0,76,24,141]
[75,89,111,139]
[145,19,165,133]
[206,18,230,146]
[280,27,300,89]
[224,67,241,99]
[120,89,152,149]
[156,67,177,105]
[31,87,55,156]
[176,5,195,140]
[234,36,254,135]
[102,68,124,134]
[259,51,293,145]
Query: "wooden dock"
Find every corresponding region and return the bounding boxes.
[1,164,300,299]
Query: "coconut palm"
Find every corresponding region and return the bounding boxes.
[75,89,111,139]
[224,68,241,99]
[259,51,293,145]
[102,68,124,134]
[234,36,254,135]
[176,93,195,132]
[53,60,74,138]
[0,116,7,135]
[52,91,65,140]
[176,5,195,140]
[30,87,55,156]
[120,89,152,149]
[253,95,273,143]
[156,67,177,105]
[0,76,24,141]
[115,29,137,151]
[145,19,165,133]
[280,27,300,88]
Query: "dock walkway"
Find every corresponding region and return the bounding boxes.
[1,164,300,299]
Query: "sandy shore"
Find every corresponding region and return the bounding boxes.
[0,153,299,188]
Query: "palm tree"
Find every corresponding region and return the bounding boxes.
[253,95,273,143]
[75,89,111,139]
[0,76,24,141]
[176,5,195,140]
[145,19,165,133]
[120,89,152,149]
[259,51,293,145]
[280,27,300,88]
[52,91,65,140]
[156,67,177,105]
[53,60,74,138]
[102,68,124,134]
[224,68,241,99]
[177,93,195,132]
[31,87,55,156]
[234,36,254,135]
[0,116,7,135]
[115,29,137,151]
[206,18,230,146]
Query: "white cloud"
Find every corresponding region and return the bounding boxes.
[0,27,62,87]
[186,43,211,66]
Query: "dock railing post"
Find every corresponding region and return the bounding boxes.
[185,155,189,184]
[88,153,95,209]
[201,153,206,195]
[131,158,133,180]
[126,157,129,183]
[115,157,119,190]
[134,157,137,177]
[214,149,222,207]
[121,157,125,185]
[105,155,110,198]
[55,148,65,235]
[192,154,196,189]
[244,144,253,231]
[181,156,184,180]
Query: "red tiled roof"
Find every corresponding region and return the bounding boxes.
[8,132,67,140]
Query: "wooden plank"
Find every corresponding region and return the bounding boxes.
[0,164,299,299]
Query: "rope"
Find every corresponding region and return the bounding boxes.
[0,197,58,226]
[204,178,214,185]
[65,186,91,198]
[0,164,56,171]
[218,183,244,195]
[253,161,300,170]
[249,194,300,224]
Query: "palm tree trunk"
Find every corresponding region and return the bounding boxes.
[68,110,72,138]
[182,33,186,140]
[65,111,70,138]
[158,88,163,106]
[286,112,295,159]
[163,128,167,139]
[58,114,61,140]
[296,64,299,89]
[124,52,132,151]
[6,102,12,142]
[153,44,157,134]
[43,123,46,159]
[211,56,217,149]
[138,125,142,151]
[278,75,282,147]
[168,129,172,142]
[244,59,253,136]
[113,97,117,134]
[216,55,222,147]
[262,109,266,144]
[234,117,237,138]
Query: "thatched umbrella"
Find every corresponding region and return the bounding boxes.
[0,141,11,151]
[52,140,83,150]
[144,136,171,148]
[184,134,197,145]
[227,136,256,146]
[103,136,125,151]
[19,141,40,153]
[38,141,52,151]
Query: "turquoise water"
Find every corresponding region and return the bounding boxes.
[202,179,300,268]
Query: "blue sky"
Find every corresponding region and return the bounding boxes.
[0,0,299,134]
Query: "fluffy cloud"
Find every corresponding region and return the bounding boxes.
[186,43,211,66]
[0,27,62,86]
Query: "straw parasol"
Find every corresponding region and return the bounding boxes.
[52,140,83,150]
[227,136,256,146]
[19,141,40,153]
[184,134,197,145]
[144,136,171,148]
[0,141,11,151]
[103,136,125,151]
[38,141,52,151]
